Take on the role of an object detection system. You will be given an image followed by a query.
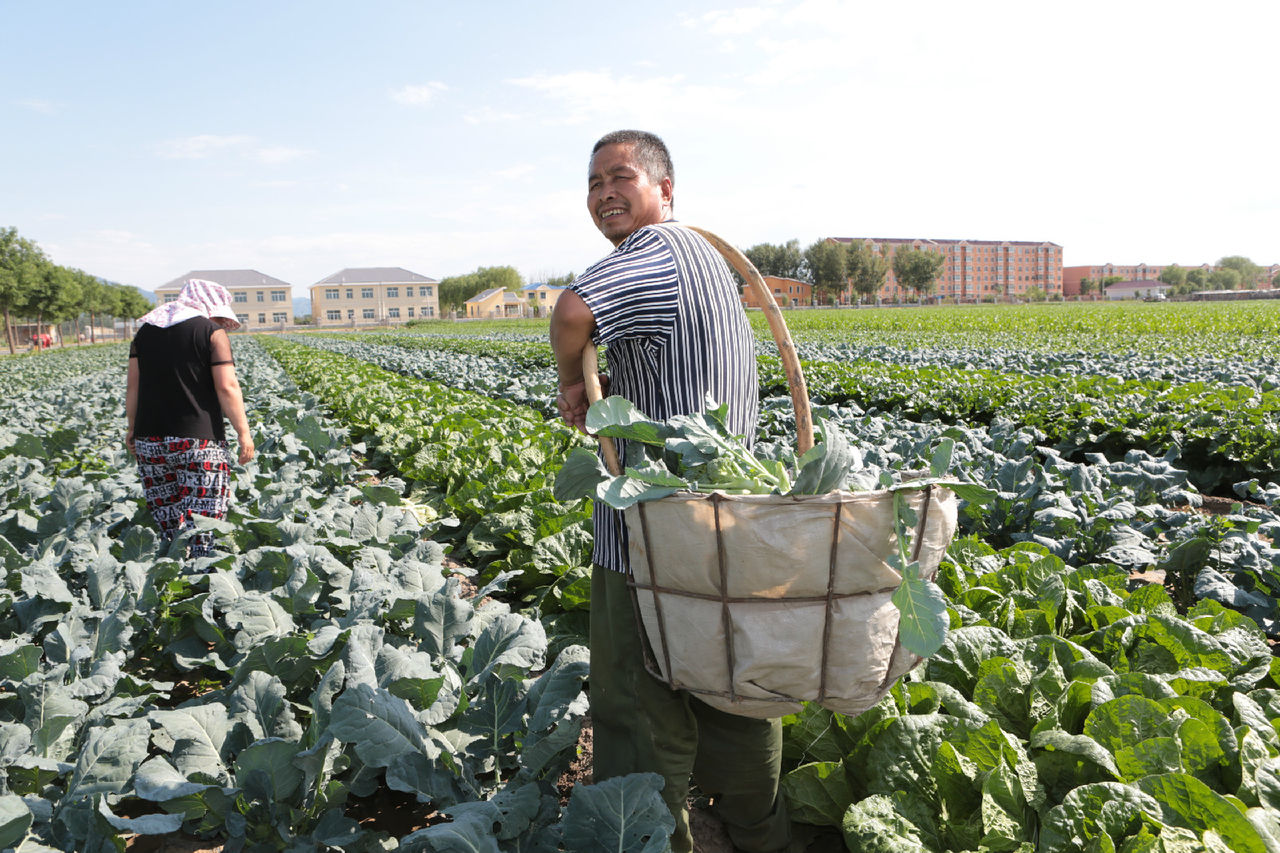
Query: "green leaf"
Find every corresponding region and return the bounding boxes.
[892,573,949,657]
[0,794,32,848]
[1136,772,1269,853]
[781,761,856,826]
[329,683,440,767]
[554,446,609,502]
[233,737,306,802]
[586,397,671,446]
[561,772,675,853]
[62,717,151,802]
[841,793,937,853]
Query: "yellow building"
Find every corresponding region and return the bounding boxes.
[310,267,440,327]
[465,287,528,319]
[521,283,569,317]
[156,270,294,331]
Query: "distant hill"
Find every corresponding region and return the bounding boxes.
[293,296,310,318]
[136,287,156,305]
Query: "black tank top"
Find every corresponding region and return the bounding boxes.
[129,317,228,441]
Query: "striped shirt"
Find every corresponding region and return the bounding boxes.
[572,221,759,572]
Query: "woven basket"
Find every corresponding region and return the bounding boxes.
[583,226,958,718]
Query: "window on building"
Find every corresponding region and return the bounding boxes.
[346,289,353,299]
[361,288,374,299]
[272,312,287,322]
[257,292,265,302]
[236,313,249,325]
[326,310,341,321]
[271,290,287,302]
[362,308,375,319]
[163,295,178,303]
[257,313,266,323]
[408,307,415,318]
[422,306,434,317]
[387,287,399,298]
[423,286,434,297]
[388,307,400,319]
[234,292,247,303]
[346,309,354,320]
[325,288,340,299]
[405,286,415,297]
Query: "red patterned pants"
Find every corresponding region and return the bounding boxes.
[135,436,231,557]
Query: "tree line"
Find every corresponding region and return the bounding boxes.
[434,267,574,316]
[0,227,152,354]
[743,238,946,304]
[1080,256,1275,297]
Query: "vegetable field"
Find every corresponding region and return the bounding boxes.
[3,299,1280,852]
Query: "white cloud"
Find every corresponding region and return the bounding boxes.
[252,146,311,165]
[507,70,744,125]
[494,165,535,180]
[391,82,448,106]
[464,106,521,124]
[15,98,57,115]
[156,134,253,160]
[683,4,780,35]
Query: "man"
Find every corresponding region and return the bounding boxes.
[550,130,792,853]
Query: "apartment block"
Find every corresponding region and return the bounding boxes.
[1063,262,1279,297]
[156,270,294,331]
[830,238,1063,302]
[310,267,440,327]
[741,276,812,309]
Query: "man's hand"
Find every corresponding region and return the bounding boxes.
[556,380,590,432]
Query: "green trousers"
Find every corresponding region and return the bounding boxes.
[590,566,793,853]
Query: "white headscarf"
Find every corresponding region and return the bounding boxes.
[139,279,242,331]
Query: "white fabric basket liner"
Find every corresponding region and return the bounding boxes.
[624,485,958,718]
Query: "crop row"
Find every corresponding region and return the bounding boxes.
[757,356,1280,494]
[0,341,683,851]
[278,334,1280,640]
[259,337,594,629]
[264,334,1280,850]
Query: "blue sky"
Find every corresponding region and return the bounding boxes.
[4,0,1277,296]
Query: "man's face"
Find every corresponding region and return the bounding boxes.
[587,142,672,247]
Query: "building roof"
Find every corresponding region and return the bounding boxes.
[314,267,438,285]
[522,283,569,291]
[157,269,293,291]
[465,287,503,304]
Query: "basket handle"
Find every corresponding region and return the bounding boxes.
[580,225,813,475]
[582,342,623,475]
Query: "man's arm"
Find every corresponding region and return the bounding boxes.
[549,290,597,431]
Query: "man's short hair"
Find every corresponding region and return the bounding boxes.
[592,130,674,185]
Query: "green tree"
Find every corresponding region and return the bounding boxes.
[1185,268,1210,290]
[0,227,47,353]
[891,245,945,302]
[115,286,152,337]
[1273,272,1279,288]
[438,265,525,314]
[745,240,805,280]
[1024,285,1046,302]
[1208,268,1242,290]
[845,240,888,303]
[544,272,576,289]
[1158,265,1187,289]
[1217,256,1262,289]
[1079,277,1096,296]
[26,263,83,347]
[803,239,847,304]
